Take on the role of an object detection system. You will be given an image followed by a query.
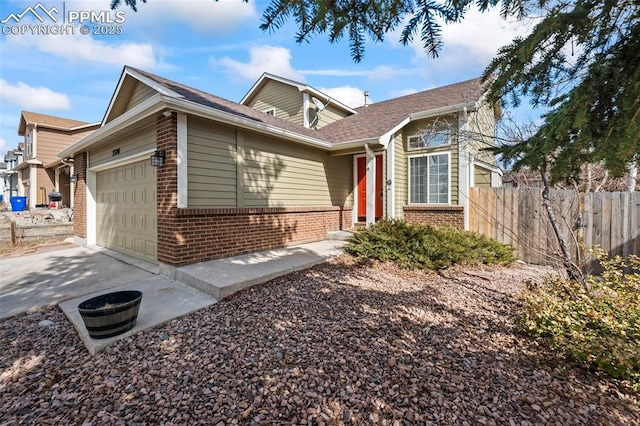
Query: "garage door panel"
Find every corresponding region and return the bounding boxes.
[97,160,157,263]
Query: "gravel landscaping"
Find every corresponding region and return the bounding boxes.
[1,257,639,425]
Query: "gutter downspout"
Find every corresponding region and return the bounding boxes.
[458,106,471,231]
[62,157,74,208]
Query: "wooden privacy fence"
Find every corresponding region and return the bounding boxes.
[468,188,640,268]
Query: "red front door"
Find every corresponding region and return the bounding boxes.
[356,155,383,220]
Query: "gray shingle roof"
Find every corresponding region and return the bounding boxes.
[21,111,91,129]
[317,78,486,144]
[130,67,486,146]
[129,67,322,141]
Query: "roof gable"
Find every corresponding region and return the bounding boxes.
[18,111,96,135]
[127,67,324,140]
[241,72,357,115]
[317,78,487,144]
[62,66,494,158]
[102,68,184,124]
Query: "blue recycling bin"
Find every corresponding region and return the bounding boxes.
[10,196,27,212]
[0,194,3,203]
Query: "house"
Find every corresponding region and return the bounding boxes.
[1,144,24,202]
[59,66,502,270]
[14,111,99,209]
[0,162,6,201]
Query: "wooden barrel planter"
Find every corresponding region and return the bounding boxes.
[78,290,143,339]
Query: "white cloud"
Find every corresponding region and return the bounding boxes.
[299,65,416,81]
[439,8,531,64]
[368,65,413,81]
[387,8,531,82]
[0,137,8,157]
[300,69,370,77]
[4,31,162,69]
[319,86,367,109]
[211,45,304,82]
[0,79,71,110]
[115,0,258,34]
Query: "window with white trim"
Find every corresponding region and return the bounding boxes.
[409,153,450,204]
[263,108,276,116]
[408,122,452,150]
[25,126,33,157]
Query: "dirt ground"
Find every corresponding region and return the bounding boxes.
[1,257,638,425]
[0,237,73,257]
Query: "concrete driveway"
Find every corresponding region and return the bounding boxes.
[0,246,159,320]
[1,245,218,354]
[0,240,344,354]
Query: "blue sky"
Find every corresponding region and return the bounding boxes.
[0,0,536,156]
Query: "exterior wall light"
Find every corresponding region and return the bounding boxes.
[70,174,78,184]
[150,149,165,167]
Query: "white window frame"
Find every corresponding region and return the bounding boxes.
[263,108,276,116]
[407,152,451,205]
[407,130,451,151]
[25,126,33,157]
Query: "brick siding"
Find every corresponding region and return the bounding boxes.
[72,152,87,238]
[156,111,180,265]
[155,111,351,266]
[403,205,464,229]
[159,206,352,266]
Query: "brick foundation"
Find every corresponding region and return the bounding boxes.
[403,205,464,229]
[72,152,87,238]
[158,206,352,266]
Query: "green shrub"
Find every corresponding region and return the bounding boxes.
[517,250,640,390]
[344,219,515,270]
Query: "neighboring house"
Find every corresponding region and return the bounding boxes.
[59,66,502,269]
[15,112,100,209]
[0,162,6,201]
[1,144,24,202]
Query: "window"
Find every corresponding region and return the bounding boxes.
[408,122,452,150]
[408,132,450,150]
[263,108,276,116]
[25,126,33,157]
[409,153,450,204]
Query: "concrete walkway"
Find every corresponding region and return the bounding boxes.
[171,240,347,300]
[1,239,348,354]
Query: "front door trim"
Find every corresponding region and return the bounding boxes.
[353,152,383,224]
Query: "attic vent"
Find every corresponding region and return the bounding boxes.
[264,108,276,116]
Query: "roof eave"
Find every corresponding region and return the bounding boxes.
[408,101,478,122]
[59,92,335,158]
[101,66,184,126]
[166,96,333,150]
[59,93,165,158]
[239,73,275,105]
[376,101,480,148]
[328,138,380,151]
[474,158,503,176]
[69,122,101,131]
[240,72,357,115]
[302,87,358,115]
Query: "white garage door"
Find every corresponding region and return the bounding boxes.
[96,160,157,263]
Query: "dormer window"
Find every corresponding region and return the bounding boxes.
[263,108,276,116]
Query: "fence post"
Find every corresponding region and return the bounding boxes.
[11,221,17,246]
